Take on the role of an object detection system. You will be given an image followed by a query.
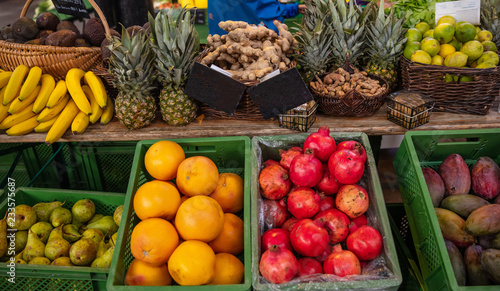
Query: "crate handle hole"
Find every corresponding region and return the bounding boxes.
[437,137,480,145]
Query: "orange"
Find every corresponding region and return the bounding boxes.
[124,259,172,286]
[168,240,216,285]
[144,140,185,180]
[208,253,245,285]
[208,213,244,255]
[174,195,224,242]
[209,173,244,213]
[133,180,181,221]
[130,218,179,266]
[176,156,219,196]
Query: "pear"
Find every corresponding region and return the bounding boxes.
[28,257,51,265]
[62,224,82,243]
[32,198,67,222]
[30,222,54,243]
[86,216,118,237]
[0,212,7,257]
[14,249,24,261]
[11,205,37,230]
[14,230,28,252]
[91,244,114,268]
[87,214,104,225]
[96,240,110,258]
[69,238,97,266]
[51,257,74,266]
[110,232,118,247]
[71,199,95,227]
[81,228,105,247]
[114,205,123,226]
[44,225,71,261]
[49,207,72,227]
[0,256,9,262]
[15,259,27,264]
[23,229,46,263]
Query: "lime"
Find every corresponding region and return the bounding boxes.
[470,61,478,68]
[421,37,441,56]
[415,22,431,35]
[405,28,423,43]
[444,52,468,67]
[477,51,499,66]
[482,40,497,52]
[404,41,421,60]
[455,21,468,30]
[431,55,444,65]
[444,74,455,82]
[455,22,477,43]
[477,30,493,42]
[459,76,474,82]
[434,23,455,44]
[476,62,496,68]
[475,26,481,35]
[448,37,463,51]
[461,40,484,61]
[437,15,456,26]
[439,43,456,58]
[423,29,434,38]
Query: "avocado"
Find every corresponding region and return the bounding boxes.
[36,30,54,43]
[75,38,91,47]
[0,27,14,40]
[25,39,43,45]
[36,12,60,31]
[45,30,77,47]
[82,17,106,46]
[57,21,80,37]
[12,17,39,40]
[126,25,143,37]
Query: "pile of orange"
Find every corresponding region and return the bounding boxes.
[124,140,245,286]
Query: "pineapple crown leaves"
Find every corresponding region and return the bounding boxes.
[481,0,500,46]
[148,8,200,88]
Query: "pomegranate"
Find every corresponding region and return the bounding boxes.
[290,219,328,257]
[323,244,361,277]
[328,149,365,185]
[281,217,300,233]
[261,228,293,252]
[262,198,290,229]
[319,195,335,211]
[315,163,342,196]
[346,226,383,261]
[315,243,333,263]
[314,209,350,244]
[287,187,321,219]
[297,257,323,277]
[259,245,299,284]
[259,164,291,200]
[279,147,303,170]
[303,125,336,162]
[337,140,367,164]
[348,215,368,233]
[336,185,369,219]
[263,159,280,167]
[289,149,323,187]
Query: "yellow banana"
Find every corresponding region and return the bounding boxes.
[18,66,42,100]
[0,103,35,130]
[82,84,102,124]
[6,115,39,136]
[0,71,13,89]
[66,68,92,115]
[3,65,29,105]
[37,94,70,122]
[9,85,40,114]
[46,80,67,108]
[71,111,90,134]
[0,101,10,123]
[35,114,58,133]
[83,71,108,108]
[100,96,114,125]
[33,74,56,114]
[45,99,79,144]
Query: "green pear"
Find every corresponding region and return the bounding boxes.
[71,199,95,227]
[69,238,97,266]
[110,232,118,247]
[44,225,71,261]
[113,205,123,227]
[28,257,51,265]
[10,205,37,230]
[91,244,114,268]
[32,198,67,222]
[86,216,118,237]
[0,212,7,257]
[14,249,24,260]
[23,229,46,263]
[62,224,82,243]
[87,214,104,225]
[14,230,28,253]
[15,259,27,264]
[49,207,72,227]
[96,240,110,258]
[81,229,104,247]
[51,257,74,266]
[30,221,53,243]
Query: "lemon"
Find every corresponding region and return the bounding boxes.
[431,55,444,65]
[423,29,434,38]
[437,15,456,26]
[444,52,468,67]
[455,22,477,43]
[475,26,482,35]
[404,41,421,60]
[477,51,499,66]
[461,40,484,61]
[434,23,455,44]
[477,30,493,42]
[405,28,423,43]
[439,43,456,58]
[415,22,431,35]
[482,41,497,52]
[411,50,432,64]
[448,37,463,51]
[476,62,496,68]
[421,37,441,56]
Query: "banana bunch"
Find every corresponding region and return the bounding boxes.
[0,65,114,144]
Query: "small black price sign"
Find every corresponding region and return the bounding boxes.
[52,0,90,19]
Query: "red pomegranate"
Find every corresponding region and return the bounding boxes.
[315,243,333,263]
[348,215,368,233]
[297,257,323,277]
[303,125,336,162]
[290,219,328,257]
[328,149,365,185]
[279,147,303,170]
[259,164,291,200]
[336,185,369,219]
[262,198,290,229]
[315,163,342,196]
[314,209,350,244]
[262,228,293,252]
[281,217,300,233]
[287,187,321,219]
[289,149,323,188]
[346,226,383,261]
[263,159,280,167]
[259,245,299,284]
[337,140,367,164]
[319,195,335,211]
[323,244,361,277]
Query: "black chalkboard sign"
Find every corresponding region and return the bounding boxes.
[52,0,90,19]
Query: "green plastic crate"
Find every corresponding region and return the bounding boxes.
[0,187,126,291]
[107,136,252,291]
[393,128,500,291]
[251,132,402,291]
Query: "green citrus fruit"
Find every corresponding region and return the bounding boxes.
[423,29,434,38]
[411,50,432,64]
[477,51,499,66]
[405,28,423,43]
[459,76,474,82]
[437,15,456,26]
[444,51,468,67]
[460,40,484,61]
[477,30,493,42]
[415,22,431,35]
[482,40,497,52]
[476,62,496,68]
[455,22,476,43]
[444,74,455,82]
[434,23,455,44]
[421,37,441,56]
[448,37,463,51]
[475,26,481,35]
[431,55,444,65]
[455,21,468,30]
[404,41,421,60]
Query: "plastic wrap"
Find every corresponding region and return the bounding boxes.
[251,132,402,291]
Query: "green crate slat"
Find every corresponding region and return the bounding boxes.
[107,136,252,291]
[393,128,500,291]
[251,133,403,291]
[0,187,126,291]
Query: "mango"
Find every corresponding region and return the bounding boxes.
[435,208,475,248]
[481,248,500,283]
[471,157,500,200]
[445,239,466,286]
[422,167,445,207]
[439,154,471,195]
[478,233,496,249]
[493,232,500,249]
[440,194,490,218]
[465,245,491,285]
[465,204,500,236]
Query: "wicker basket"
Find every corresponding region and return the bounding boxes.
[400,55,500,115]
[0,0,110,81]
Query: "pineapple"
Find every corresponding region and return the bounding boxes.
[108,28,157,129]
[481,0,500,49]
[149,8,200,126]
[364,0,406,89]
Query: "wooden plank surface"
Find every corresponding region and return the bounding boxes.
[1,103,499,143]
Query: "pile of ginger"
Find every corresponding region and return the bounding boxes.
[200,20,296,81]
